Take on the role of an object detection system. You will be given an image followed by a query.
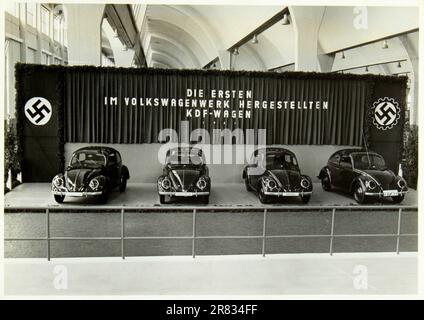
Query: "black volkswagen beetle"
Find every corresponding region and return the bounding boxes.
[157,147,210,204]
[243,148,313,204]
[318,148,407,204]
[51,146,130,204]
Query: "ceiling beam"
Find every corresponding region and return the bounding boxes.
[228,7,289,53]
[330,28,419,54]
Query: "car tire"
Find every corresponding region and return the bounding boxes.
[301,194,311,204]
[200,196,209,204]
[54,195,65,203]
[258,184,269,204]
[159,195,166,204]
[119,175,127,192]
[244,178,252,191]
[321,172,332,191]
[99,193,108,204]
[392,195,405,204]
[353,183,366,204]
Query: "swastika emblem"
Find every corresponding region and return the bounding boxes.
[24,97,52,126]
[372,97,400,130]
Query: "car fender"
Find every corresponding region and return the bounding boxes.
[121,165,130,180]
[257,176,268,191]
[318,167,331,183]
[88,175,108,192]
[300,174,313,191]
[350,177,366,194]
[242,167,247,179]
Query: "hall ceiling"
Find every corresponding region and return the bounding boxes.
[135,5,418,73]
[140,5,289,70]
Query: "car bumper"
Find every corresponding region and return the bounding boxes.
[52,190,103,197]
[263,191,312,197]
[158,191,209,197]
[364,190,408,197]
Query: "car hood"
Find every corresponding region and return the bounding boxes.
[65,167,103,190]
[266,169,301,189]
[168,167,202,191]
[358,169,397,189]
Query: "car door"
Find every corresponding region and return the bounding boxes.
[108,152,120,188]
[327,153,341,188]
[339,155,355,191]
[247,154,261,190]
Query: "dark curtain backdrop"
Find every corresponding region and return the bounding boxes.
[65,70,370,145]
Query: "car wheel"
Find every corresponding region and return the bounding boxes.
[301,194,311,204]
[244,178,252,191]
[54,195,65,203]
[159,195,166,204]
[99,193,108,204]
[258,184,269,204]
[392,195,405,204]
[321,172,332,191]
[200,196,209,204]
[119,175,127,192]
[353,184,366,204]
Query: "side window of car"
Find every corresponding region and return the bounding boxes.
[258,154,265,168]
[115,152,121,164]
[249,154,258,166]
[340,156,352,169]
[329,153,340,166]
[109,153,117,166]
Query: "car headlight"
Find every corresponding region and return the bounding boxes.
[161,177,171,190]
[300,178,310,189]
[397,178,407,189]
[197,177,207,190]
[89,178,100,190]
[267,179,277,190]
[263,178,277,190]
[365,180,376,190]
[53,176,64,187]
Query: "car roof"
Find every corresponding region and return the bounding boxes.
[254,147,295,156]
[166,147,203,156]
[331,148,380,157]
[74,146,119,155]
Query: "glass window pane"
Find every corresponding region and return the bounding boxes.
[26,48,36,63]
[53,15,61,41]
[41,6,50,35]
[26,3,36,27]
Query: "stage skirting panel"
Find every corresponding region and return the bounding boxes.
[4,206,418,258]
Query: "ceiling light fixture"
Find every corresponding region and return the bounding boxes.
[281,13,290,25]
[341,51,345,59]
[113,28,119,38]
[365,66,369,72]
[233,48,239,55]
[251,34,258,44]
[382,40,389,49]
[398,61,402,68]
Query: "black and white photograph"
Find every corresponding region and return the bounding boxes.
[1,0,422,301]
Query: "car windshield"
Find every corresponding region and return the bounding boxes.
[70,151,106,168]
[263,153,298,171]
[352,153,386,170]
[167,149,204,165]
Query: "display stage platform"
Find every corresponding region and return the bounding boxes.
[4,182,418,208]
[4,183,418,258]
